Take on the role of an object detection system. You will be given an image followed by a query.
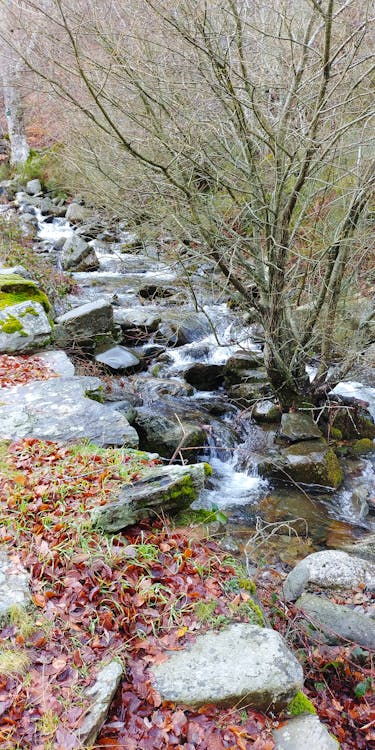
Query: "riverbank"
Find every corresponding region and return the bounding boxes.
[0,179,374,748]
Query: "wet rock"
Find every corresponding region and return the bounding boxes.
[152,623,303,711]
[155,312,212,346]
[61,234,99,271]
[54,299,115,349]
[340,533,375,563]
[76,661,123,747]
[227,381,269,408]
[273,714,339,750]
[279,413,322,443]
[184,363,224,391]
[25,178,42,195]
[0,376,138,447]
[134,377,194,400]
[133,408,206,459]
[296,593,375,648]
[65,202,92,223]
[0,550,30,621]
[224,351,264,385]
[0,301,52,353]
[258,441,343,490]
[92,463,208,532]
[252,399,281,423]
[95,345,141,372]
[283,550,375,601]
[114,306,161,335]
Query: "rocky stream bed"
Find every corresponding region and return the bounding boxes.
[0,178,374,748]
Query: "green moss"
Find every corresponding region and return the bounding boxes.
[236,578,256,594]
[233,598,265,626]
[168,474,196,502]
[0,315,26,335]
[0,275,50,313]
[203,462,213,476]
[329,427,343,441]
[325,447,343,488]
[287,691,317,716]
[351,438,375,454]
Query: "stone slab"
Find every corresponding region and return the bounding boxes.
[0,376,138,447]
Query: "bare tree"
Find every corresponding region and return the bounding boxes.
[1,3,31,165]
[2,0,374,407]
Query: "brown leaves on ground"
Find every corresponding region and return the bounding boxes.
[0,438,275,749]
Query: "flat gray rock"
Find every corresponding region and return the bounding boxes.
[279,413,322,442]
[37,350,75,377]
[152,623,303,711]
[92,463,208,532]
[0,550,30,621]
[0,301,52,353]
[284,550,375,601]
[76,660,123,747]
[0,376,138,447]
[273,714,339,749]
[296,593,375,648]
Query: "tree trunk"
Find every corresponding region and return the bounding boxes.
[3,66,29,166]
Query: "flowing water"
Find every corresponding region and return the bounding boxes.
[34,210,375,557]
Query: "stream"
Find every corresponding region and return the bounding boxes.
[31,207,375,560]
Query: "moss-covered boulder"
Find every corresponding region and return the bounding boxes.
[0,301,52,353]
[92,463,209,531]
[258,440,343,489]
[0,273,50,313]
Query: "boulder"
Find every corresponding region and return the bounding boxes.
[61,234,99,271]
[296,593,375,648]
[0,376,138,447]
[283,550,375,601]
[25,178,42,195]
[113,306,161,335]
[279,413,322,443]
[252,399,281,423]
[133,408,206,459]
[155,312,212,346]
[95,345,141,372]
[152,623,303,711]
[184,363,224,391]
[224,351,264,385]
[0,265,32,280]
[227,381,269,408]
[133,376,193,400]
[92,463,208,532]
[258,441,343,489]
[54,299,115,349]
[0,301,52,353]
[76,661,123,747]
[273,714,339,750]
[65,202,92,223]
[0,550,30,622]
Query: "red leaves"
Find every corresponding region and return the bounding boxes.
[0,353,58,388]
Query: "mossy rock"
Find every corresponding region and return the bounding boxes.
[331,410,375,440]
[258,441,343,489]
[351,438,375,455]
[0,274,50,313]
